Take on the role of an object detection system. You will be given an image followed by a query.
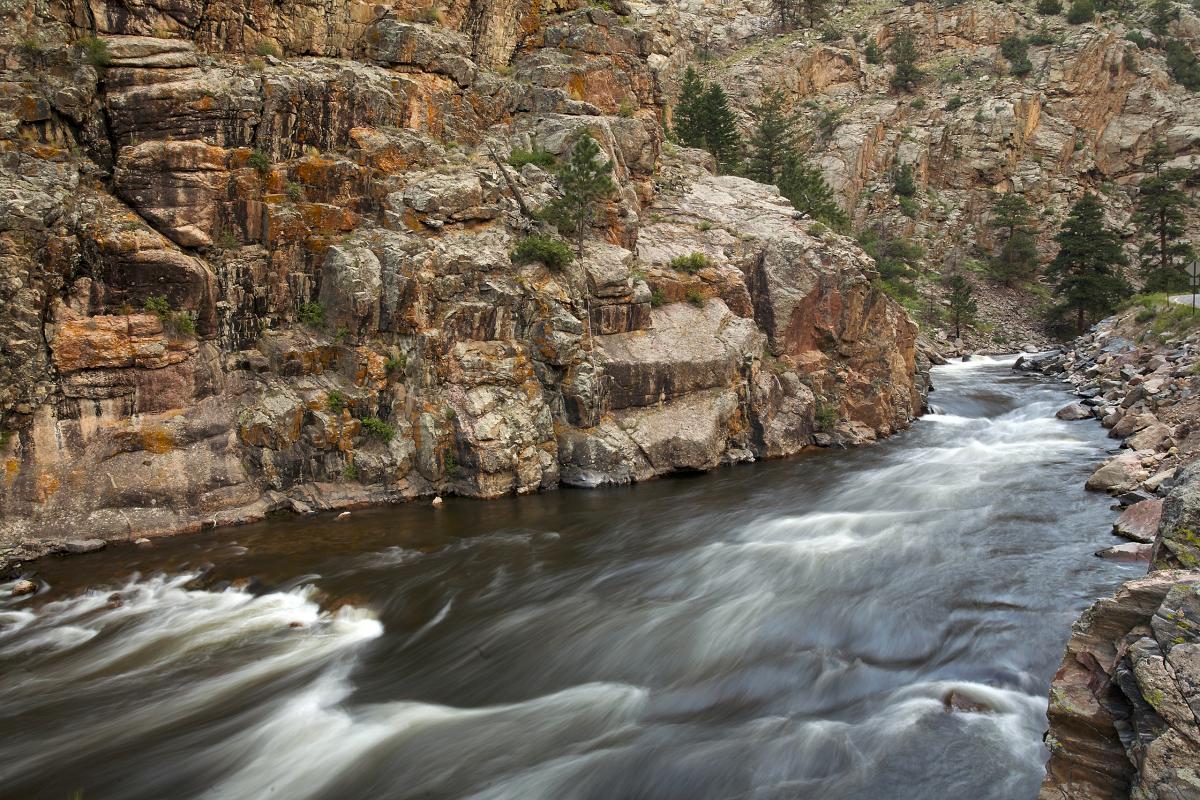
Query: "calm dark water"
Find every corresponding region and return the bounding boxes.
[0,358,1141,800]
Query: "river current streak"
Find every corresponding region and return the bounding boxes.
[0,358,1141,799]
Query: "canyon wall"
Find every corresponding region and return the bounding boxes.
[0,1,927,569]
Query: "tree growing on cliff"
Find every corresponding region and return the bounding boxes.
[1165,39,1200,90]
[1048,193,1131,333]
[699,83,742,173]
[1133,140,1194,291]
[988,193,1040,285]
[890,29,923,93]
[671,70,742,173]
[1150,0,1178,37]
[1066,0,1095,23]
[778,153,849,231]
[543,133,616,256]
[799,0,831,29]
[672,66,707,148]
[944,272,977,339]
[746,90,798,184]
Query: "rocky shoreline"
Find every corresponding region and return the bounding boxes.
[1016,305,1200,799]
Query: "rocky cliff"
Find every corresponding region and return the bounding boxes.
[669,0,1200,352]
[0,1,929,570]
[1029,304,1200,798]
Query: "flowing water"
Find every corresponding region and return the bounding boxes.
[0,358,1144,800]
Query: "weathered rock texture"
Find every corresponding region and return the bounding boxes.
[661,0,1200,352]
[1038,308,1200,799]
[0,1,927,570]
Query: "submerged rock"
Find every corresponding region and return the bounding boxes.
[10,579,36,597]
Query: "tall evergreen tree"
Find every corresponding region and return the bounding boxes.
[771,0,797,31]
[542,133,616,255]
[1166,38,1200,90]
[890,29,923,93]
[672,66,707,148]
[988,193,1040,285]
[944,272,977,339]
[799,0,831,28]
[1133,139,1194,291]
[746,90,798,184]
[699,83,742,174]
[1048,193,1131,333]
[1150,0,1178,37]
[778,153,849,230]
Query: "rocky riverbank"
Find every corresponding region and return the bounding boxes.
[1021,302,1200,799]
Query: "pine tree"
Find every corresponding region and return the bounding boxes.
[1133,140,1194,292]
[746,90,797,184]
[673,66,707,148]
[865,40,883,65]
[542,133,616,256]
[1150,0,1178,37]
[1166,39,1200,90]
[799,0,831,28]
[699,83,742,174]
[890,29,923,93]
[944,272,977,339]
[778,153,849,230]
[892,162,917,197]
[988,193,1040,285]
[771,0,797,31]
[1048,193,1131,333]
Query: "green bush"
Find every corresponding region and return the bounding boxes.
[892,162,917,197]
[814,401,839,433]
[910,97,926,110]
[898,196,919,217]
[143,295,195,337]
[248,149,272,174]
[685,287,705,307]
[1166,39,1200,90]
[944,95,964,111]
[820,26,842,42]
[1037,0,1062,12]
[1066,0,1095,24]
[298,301,325,327]
[507,147,556,169]
[865,40,883,65]
[1000,35,1032,75]
[285,181,304,202]
[253,41,282,58]
[1125,30,1151,49]
[384,354,406,375]
[669,252,710,273]
[361,416,396,442]
[326,390,347,414]
[511,235,573,269]
[650,288,666,307]
[1029,23,1057,45]
[143,295,171,315]
[77,36,110,67]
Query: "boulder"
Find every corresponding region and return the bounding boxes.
[10,579,36,597]
[1094,542,1153,561]
[62,539,107,554]
[1112,499,1164,544]
[1055,402,1092,421]
[1152,462,1200,570]
[1127,422,1172,452]
[1086,453,1150,494]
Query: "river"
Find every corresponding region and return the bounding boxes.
[0,357,1143,800]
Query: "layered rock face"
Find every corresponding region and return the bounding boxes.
[1036,307,1200,798]
[648,0,1200,351]
[0,1,926,568]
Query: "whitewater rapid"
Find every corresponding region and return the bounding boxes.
[0,357,1140,799]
